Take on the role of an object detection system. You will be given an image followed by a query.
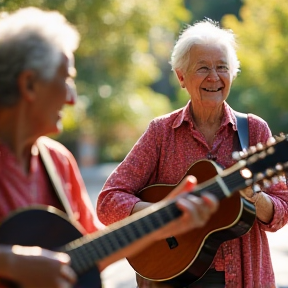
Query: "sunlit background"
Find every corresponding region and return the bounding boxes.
[1,1,288,286]
[2,0,287,166]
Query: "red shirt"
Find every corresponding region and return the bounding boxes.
[97,101,288,288]
[0,136,97,234]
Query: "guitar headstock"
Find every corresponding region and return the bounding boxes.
[232,133,288,184]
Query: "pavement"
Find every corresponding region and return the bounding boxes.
[81,163,288,288]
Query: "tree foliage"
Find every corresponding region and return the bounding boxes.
[222,0,288,134]
[0,0,191,162]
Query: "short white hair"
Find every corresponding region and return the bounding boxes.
[0,7,80,105]
[170,19,240,79]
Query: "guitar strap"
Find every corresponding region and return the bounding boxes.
[234,111,249,150]
[36,137,76,223]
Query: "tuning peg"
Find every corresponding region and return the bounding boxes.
[247,153,259,164]
[252,183,261,192]
[247,145,257,155]
[263,179,271,188]
[256,142,264,151]
[271,176,280,185]
[258,151,267,159]
[266,136,277,146]
[275,163,284,172]
[266,146,275,155]
[283,162,288,171]
[232,151,241,161]
[274,133,286,143]
[265,168,276,178]
[232,150,248,161]
[255,172,265,182]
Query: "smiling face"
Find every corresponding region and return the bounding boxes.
[26,54,77,137]
[176,44,233,111]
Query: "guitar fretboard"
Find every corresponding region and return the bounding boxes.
[65,168,248,275]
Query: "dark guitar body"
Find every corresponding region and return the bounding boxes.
[0,208,101,288]
[127,160,256,287]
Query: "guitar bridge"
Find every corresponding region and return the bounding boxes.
[166,236,178,249]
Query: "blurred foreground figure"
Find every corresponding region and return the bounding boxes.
[0,7,218,288]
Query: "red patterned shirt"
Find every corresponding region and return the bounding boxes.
[97,101,288,288]
[0,136,97,234]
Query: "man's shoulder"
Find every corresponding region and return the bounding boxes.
[37,136,72,158]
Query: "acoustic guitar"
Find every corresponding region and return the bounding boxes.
[127,135,288,287]
[0,135,287,288]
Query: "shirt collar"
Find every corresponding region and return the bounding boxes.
[172,100,238,130]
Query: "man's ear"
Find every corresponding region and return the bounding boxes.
[175,69,185,88]
[17,70,37,102]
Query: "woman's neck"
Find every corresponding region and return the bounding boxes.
[190,104,224,146]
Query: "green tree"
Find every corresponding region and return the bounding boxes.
[222,0,288,134]
[1,0,191,162]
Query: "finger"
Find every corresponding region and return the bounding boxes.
[54,252,71,264]
[178,193,218,221]
[166,175,197,199]
[177,196,211,228]
[60,264,77,283]
[201,192,219,212]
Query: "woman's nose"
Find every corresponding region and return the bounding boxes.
[206,68,220,81]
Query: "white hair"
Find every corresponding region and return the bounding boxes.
[0,7,80,105]
[170,19,240,79]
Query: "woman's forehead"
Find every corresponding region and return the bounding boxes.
[190,44,228,63]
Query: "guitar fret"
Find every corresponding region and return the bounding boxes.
[96,235,115,258]
[127,221,144,239]
[159,205,181,225]
[225,171,247,192]
[130,219,150,237]
[193,182,224,199]
[69,248,91,274]
[112,228,131,247]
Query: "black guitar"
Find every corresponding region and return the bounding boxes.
[0,135,288,288]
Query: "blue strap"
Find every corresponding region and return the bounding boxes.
[234,111,249,150]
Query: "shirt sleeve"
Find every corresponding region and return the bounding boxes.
[96,121,160,226]
[248,115,288,231]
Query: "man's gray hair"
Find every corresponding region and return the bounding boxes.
[0,7,80,106]
[170,19,240,80]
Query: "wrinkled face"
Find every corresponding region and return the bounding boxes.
[177,44,233,110]
[31,54,77,135]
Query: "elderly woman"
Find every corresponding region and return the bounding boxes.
[97,19,288,287]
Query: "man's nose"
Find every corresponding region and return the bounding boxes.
[65,78,77,105]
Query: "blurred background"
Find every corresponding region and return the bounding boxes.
[2,0,288,167]
[1,0,288,286]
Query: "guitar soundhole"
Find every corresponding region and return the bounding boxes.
[166,236,178,249]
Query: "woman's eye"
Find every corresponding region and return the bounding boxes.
[217,66,229,72]
[197,67,209,73]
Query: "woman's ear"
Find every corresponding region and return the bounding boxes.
[17,70,37,102]
[175,69,185,88]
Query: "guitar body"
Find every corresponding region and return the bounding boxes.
[127,160,256,286]
[0,207,101,288]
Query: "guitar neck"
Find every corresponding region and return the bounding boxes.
[63,162,249,275]
[64,133,288,275]
[192,162,251,200]
[64,200,183,274]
